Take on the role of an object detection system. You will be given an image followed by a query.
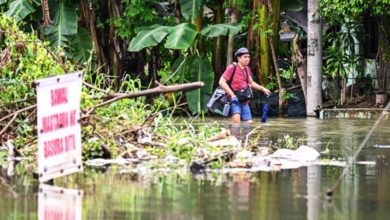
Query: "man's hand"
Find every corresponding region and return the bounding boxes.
[263,88,271,96]
[231,95,239,104]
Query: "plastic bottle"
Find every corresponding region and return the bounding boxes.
[261,97,269,123]
[222,103,231,116]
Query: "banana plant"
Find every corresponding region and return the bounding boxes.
[128,21,242,114]
[44,0,78,48]
[180,0,205,21]
[3,0,39,22]
[128,0,242,114]
[3,0,92,64]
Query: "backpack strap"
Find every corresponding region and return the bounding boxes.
[243,66,249,83]
[227,63,237,87]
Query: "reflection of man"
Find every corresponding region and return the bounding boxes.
[219,47,271,124]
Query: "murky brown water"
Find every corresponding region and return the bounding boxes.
[1,118,390,220]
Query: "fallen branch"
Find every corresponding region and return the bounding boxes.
[0,112,19,137]
[0,104,36,123]
[83,81,109,94]
[292,34,307,102]
[274,84,302,93]
[244,126,262,149]
[207,128,230,142]
[85,82,204,115]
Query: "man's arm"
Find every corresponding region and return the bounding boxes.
[219,77,236,97]
[249,76,271,96]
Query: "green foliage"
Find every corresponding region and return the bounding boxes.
[127,6,244,113]
[3,0,91,65]
[82,138,105,160]
[44,0,78,47]
[129,22,244,53]
[281,92,294,101]
[0,4,243,169]
[0,15,87,163]
[0,150,7,166]
[0,15,75,107]
[114,0,159,39]
[4,0,38,22]
[128,25,170,52]
[323,22,362,79]
[69,28,93,64]
[168,55,192,84]
[276,134,305,149]
[200,23,243,38]
[320,0,390,20]
[180,0,204,21]
[280,64,295,80]
[265,81,277,90]
[185,55,214,114]
[164,23,198,50]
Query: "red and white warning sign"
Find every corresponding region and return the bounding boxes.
[36,72,83,182]
[38,184,83,220]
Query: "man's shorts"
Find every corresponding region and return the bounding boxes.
[230,102,252,121]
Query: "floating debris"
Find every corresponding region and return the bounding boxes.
[373,144,390,149]
[85,158,138,166]
[356,161,376,165]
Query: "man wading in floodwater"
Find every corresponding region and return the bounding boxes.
[219,47,271,124]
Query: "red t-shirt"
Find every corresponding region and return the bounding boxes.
[222,64,252,91]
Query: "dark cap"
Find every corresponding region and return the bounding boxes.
[234,47,250,57]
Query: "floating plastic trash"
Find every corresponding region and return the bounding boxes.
[373,144,390,148]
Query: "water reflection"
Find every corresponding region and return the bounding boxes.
[1,118,390,220]
[305,118,322,220]
[229,123,252,143]
[38,184,83,220]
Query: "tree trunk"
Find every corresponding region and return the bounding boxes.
[248,0,260,81]
[108,0,125,88]
[247,0,257,50]
[227,4,238,65]
[173,0,182,61]
[194,10,204,53]
[307,0,323,116]
[266,0,285,116]
[147,47,159,86]
[41,0,51,26]
[377,16,390,94]
[258,1,270,83]
[269,36,285,116]
[271,0,280,53]
[340,79,346,105]
[80,0,109,77]
[292,35,307,102]
[212,1,226,85]
[173,0,181,23]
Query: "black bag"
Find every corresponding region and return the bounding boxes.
[234,86,253,101]
[233,66,253,101]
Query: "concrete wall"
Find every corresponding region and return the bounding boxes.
[320,108,390,119]
[364,59,390,93]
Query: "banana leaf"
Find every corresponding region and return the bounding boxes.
[165,23,197,50]
[128,25,170,52]
[44,0,78,47]
[201,23,243,38]
[185,55,214,114]
[180,0,204,21]
[5,0,38,22]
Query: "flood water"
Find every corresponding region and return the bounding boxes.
[1,118,390,220]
